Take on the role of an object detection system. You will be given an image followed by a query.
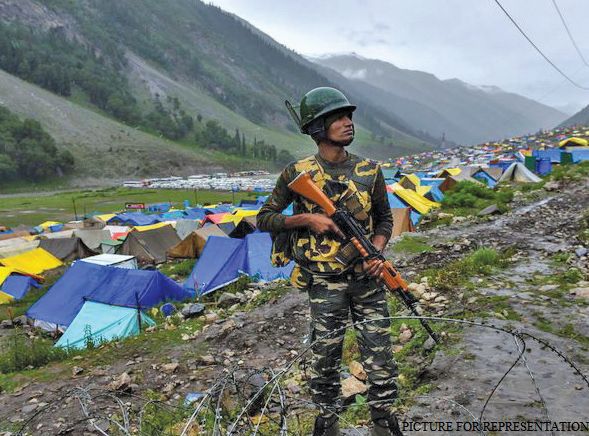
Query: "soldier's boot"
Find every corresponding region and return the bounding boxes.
[370,408,403,436]
[312,414,341,436]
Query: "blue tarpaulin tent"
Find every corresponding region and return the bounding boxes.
[1,275,40,300]
[184,208,206,220]
[55,301,155,350]
[184,233,293,296]
[533,149,562,163]
[571,150,589,162]
[27,262,192,330]
[108,213,161,226]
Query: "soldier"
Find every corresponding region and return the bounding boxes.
[257,87,403,436]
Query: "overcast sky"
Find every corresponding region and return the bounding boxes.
[209,0,589,114]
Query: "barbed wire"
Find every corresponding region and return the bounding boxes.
[15,316,589,435]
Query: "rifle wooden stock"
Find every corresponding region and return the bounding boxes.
[288,172,336,216]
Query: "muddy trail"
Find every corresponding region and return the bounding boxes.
[0,179,588,435]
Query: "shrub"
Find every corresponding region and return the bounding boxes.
[0,331,70,373]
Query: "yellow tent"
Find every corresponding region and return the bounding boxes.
[415,185,432,197]
[0,290,14,304]
[95,213,116,223]
[232,209,259,219]
[559,137,588,148]
[219,214,243,225]
[391,184,440,215]
[399,174,420,190]
[436,168,462,178]
[133,222,175,232]
[0,248,63,275]
[0,266,43,287]
[38,221,62,230]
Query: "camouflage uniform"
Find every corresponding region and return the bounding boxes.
[257,152,398,415]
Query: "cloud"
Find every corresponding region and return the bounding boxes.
[341,68,368,80]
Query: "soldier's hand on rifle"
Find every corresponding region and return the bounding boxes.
[305,214,345,238]
[363,258,385,282]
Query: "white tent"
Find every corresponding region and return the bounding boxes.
[498,162,541,183]
[79,254,137,269]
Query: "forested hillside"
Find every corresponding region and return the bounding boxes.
[0,105,74,181]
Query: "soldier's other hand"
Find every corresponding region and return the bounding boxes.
[305,214,345,238]
[363,258,384,281]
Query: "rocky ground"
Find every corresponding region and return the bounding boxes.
[0,177,588,435]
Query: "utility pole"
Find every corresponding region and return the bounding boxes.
[72,198,78,221]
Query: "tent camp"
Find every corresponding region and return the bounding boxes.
[0,248,63,275]
[167,225,228,259]
[55,301,155,350]
[39,237,96,262]
[119,225,180,264]
[498,162,542,183]
[26,261,192,330]
[184,233,293,296]
[80,254,138,269]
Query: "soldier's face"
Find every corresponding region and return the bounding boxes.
[326,113,354,146]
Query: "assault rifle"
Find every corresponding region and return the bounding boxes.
[288,171,440,344]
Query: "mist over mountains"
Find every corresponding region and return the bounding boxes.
[0,0,570,182]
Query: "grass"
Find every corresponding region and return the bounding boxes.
[0,187,266,227]
[390,235,433,254]
[421,247,513,293]
[0,330,72,374]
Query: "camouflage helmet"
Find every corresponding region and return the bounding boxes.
[299,87,356,134]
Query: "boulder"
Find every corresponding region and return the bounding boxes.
[478,204,501,216]
[181,303,205,319]
[218,292,241,307]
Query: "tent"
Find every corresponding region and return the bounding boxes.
[184,233,293,296]
[39,237,96,262]
[100,239,123,254]
[174,220,201,240]
[55,301,155,350]
[498,162,542,183]
[228,218,257,239]
[392,208,416,237]
[0,230,30,242]
[26,261,192,330]
[74,229,112,251]
[82,216,107,230]
[0,238,40,258]
[133,222,174,232]
[167,225,228,259]
[108,213,161,227]
[80,254,138,269]
[471,168,498,188]
[119,225,180,264]
[1,275,40,301]
[0,248,63,275]
[390,185,441,215]
[559,137,588,148]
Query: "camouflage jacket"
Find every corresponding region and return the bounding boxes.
[257,152,392,289]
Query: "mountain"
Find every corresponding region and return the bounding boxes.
[559,104,589,127]
[0,0,439,184]
[312,54,567,145]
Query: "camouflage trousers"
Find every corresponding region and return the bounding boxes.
[306,275,398,415]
